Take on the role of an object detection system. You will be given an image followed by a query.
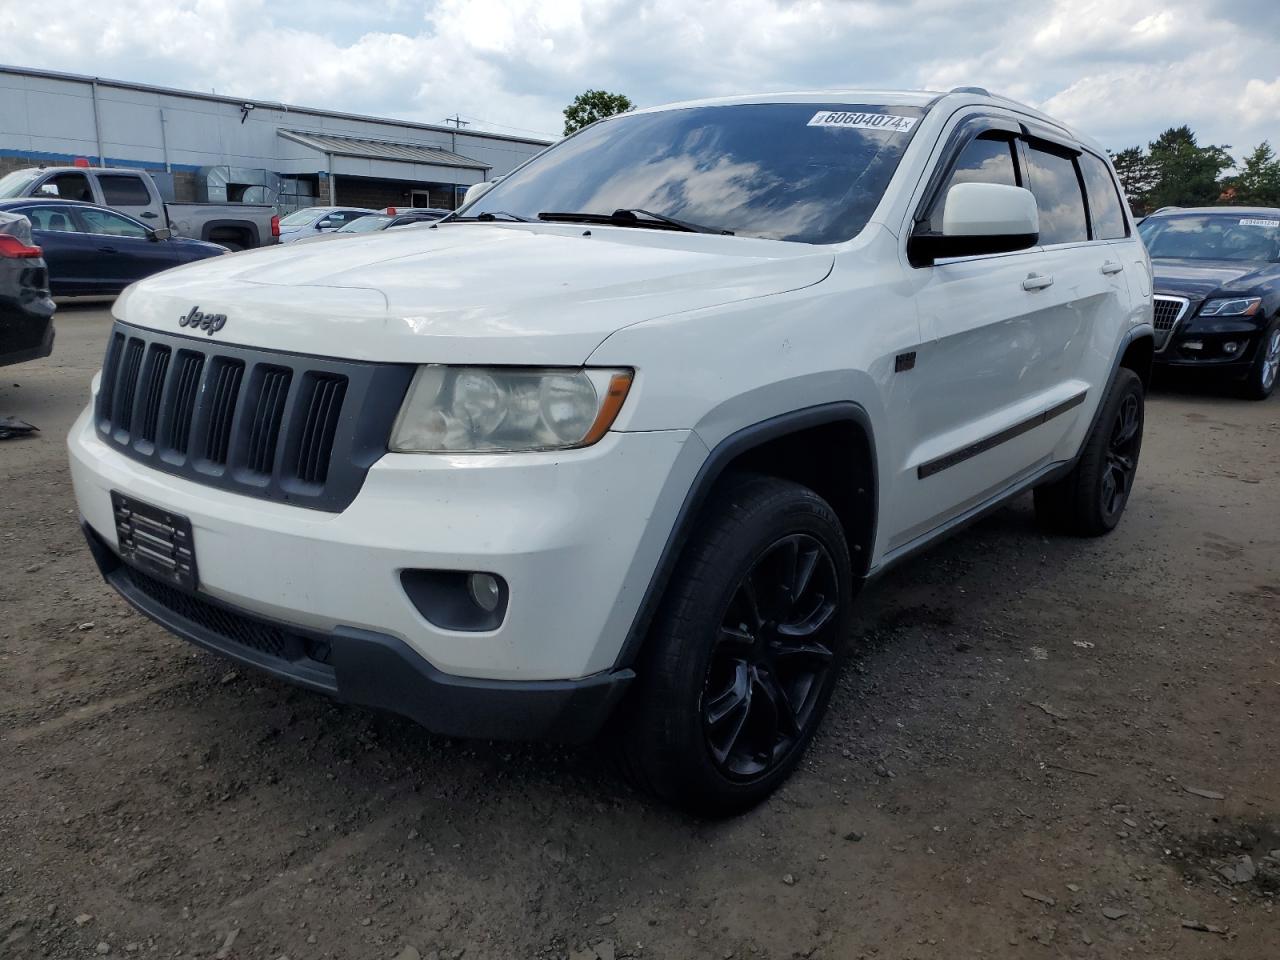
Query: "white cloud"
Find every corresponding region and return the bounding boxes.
[0,0,1276,154]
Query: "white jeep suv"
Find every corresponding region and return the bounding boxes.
[68,88,1153,815]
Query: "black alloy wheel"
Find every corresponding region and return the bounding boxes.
[702,533,839,779]
[1101,390,1141,522]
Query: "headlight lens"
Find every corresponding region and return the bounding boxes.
[390,366,633,452]
[1198,296,1261,317]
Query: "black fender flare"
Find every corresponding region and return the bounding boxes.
[612,401,877,671]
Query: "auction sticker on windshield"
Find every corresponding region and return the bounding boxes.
[807,111,918,132]
[1239,218,1280,228]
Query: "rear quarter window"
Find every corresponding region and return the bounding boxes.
[1078,153,1128,240]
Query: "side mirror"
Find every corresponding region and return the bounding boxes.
[316,219,333,230]
[909,182,1039,265]
[149,227,172,241]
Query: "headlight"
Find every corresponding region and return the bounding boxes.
[1198,296,1261,317]
[390,366,633,453]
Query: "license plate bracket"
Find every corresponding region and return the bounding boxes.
[111,491,199,591]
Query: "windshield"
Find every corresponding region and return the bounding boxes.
[279,208,326,227]
[0,170,41,199]
[1139,214,1280,262]
[338,215,392,233]
[463,102,928,244]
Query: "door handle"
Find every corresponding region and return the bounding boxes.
[1100,260,1124,275]
[140,211,159,219]
[1022,273,1055,291]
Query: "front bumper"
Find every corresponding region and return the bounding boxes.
[70,400,700,680]
[81,521,631,741]
[1154,311,1266,373]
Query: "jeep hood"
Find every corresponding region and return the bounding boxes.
[116,223,834,365]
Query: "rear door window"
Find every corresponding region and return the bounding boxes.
[99,174,152,207]
[1078,153,1129,240]
[24,205,82,232]
[1023,145,1089,245]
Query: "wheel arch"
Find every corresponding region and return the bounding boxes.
[613,402,878,671]
[199,219,261,248]
[1119,328,1154,389]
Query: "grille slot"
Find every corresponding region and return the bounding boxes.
[245,367,292,475]
[97,331,126,425]
[202,359,245,465]
[136,345,171,444]
[295,374,348,485]
[91,322,412,511]
[111,337,146,436]
[164,351,205,455]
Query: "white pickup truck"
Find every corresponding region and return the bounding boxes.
[0,166,278,250]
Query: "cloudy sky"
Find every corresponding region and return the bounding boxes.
[2,0,1277,157]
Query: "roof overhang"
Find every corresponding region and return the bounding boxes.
[276,129,491,185]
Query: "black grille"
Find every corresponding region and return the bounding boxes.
[126,563,293,660]
[95,321,415,511]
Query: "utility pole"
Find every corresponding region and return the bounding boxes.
[444,114,469,154]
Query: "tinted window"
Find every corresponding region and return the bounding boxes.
[1079,153,1127,240]
[1138,214,1280,262]
[1024,146,1088,245]
[99,174,151,207]
[43,173,94,202]
[78,208,149,238]
[467,102,928,244]
[925,134,1018,232]
[24,205,81,232]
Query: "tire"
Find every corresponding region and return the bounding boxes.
[1034,367,1144,537]
[1240,319,1280,401]
[618,473,853,817]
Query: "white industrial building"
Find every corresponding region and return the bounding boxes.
[0,65,550,211]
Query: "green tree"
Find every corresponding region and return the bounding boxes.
[1226,141,1280,207]
[1144,126,1232,210]
[1109,146,1158,214]
[563,89,633,136]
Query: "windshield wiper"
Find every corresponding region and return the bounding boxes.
[538,208,733,235]
[445,211,533,223]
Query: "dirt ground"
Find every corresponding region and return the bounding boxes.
[1,303,1277,960]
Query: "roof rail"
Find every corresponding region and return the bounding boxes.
[949,86,991,96]
[1151,206,1182,215]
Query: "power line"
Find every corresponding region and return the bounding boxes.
[456,114,560,140]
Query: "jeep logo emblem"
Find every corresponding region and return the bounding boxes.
[179,306,226,335]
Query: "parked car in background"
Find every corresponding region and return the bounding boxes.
[0,211,55,367]
[0,199,228,297]
[69,88,1152,815]
[294,208,452,244]
[1139,207,1280,399]
[275,206,378,244]
[0,167,278,251]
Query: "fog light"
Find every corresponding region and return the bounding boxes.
[468,572,502,613]
[1222,341,1240,355]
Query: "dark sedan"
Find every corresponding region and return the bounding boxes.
[1139,207,1280,399]
[0,211,55,368]
[0,198,228,297]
